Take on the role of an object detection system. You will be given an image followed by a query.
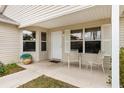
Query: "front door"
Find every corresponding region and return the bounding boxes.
[51,31,62,60]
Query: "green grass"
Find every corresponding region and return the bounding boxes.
[0,63,25,77]
[18,75,78,88]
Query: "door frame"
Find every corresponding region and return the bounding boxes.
[50,31,62,60]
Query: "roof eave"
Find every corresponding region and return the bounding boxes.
[0,14,19,26]
[0,18,19,25]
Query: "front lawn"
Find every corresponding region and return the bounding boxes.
[0,63,25,77]
[18,75,77,88]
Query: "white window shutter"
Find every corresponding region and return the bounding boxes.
[64,30,70,53]
[101,24,112,56]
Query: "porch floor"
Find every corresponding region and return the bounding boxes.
[0,60,111,88]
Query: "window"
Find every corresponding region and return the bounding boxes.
[41,32,47,51]
[85,27,101,53]
[71,30,83,40]
[71,41,83,52]
[23,30,36,51]
[85,41,101,53]
[70,29,83,53]
[85,27,101,41]
[69,27,101,53]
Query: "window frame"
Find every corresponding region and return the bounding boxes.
[84,27,101,53]
[70,29,83,53]
[41,32,47,51]
[69,27,101,54]
[23,30,36,52]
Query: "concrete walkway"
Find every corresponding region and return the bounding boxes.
[0,68,44,88]
[0,61,111,88]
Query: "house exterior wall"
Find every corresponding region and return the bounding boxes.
[49,18,111,32]
[21,26,48,62]
[120,18,124,48]
[48,18,112,61]
[0,22,20,64]
[0,18,112,64]
[47,17,124,61]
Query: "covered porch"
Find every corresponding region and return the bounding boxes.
[18,60,110,88]
[18,5,112,63]
[0,5,113,87]
[17,5,112,87]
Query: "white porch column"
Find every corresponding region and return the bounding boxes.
[36,31,40,62]
[19,29,26,62]
[112,5,120,88]
[83,28,85,54]
[19,29,24,55]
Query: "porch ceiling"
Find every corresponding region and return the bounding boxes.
[2,5,124,29]
[32,5,112,29]
[3,5,93,28]
[0,6,19,25]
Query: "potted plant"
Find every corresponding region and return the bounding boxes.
[20,53,32,65]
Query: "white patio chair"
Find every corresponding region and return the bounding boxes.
[93,53,105,73]
[82,53,97,71]
[83,53,105,73]
[63,50,80,69]
[80,53,88,68]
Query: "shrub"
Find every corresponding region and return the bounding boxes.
[106,75,111,84]
[6,63,17,69]
[20,53,32,60]
[107,48,124,87]
[106,61,112,85]
[0,66,6,75]
[0,66,8,75]
[120,48,124,87]
[0,63,19,76]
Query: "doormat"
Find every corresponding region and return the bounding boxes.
[49,60,61,63]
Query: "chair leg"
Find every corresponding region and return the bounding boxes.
[91,64,92,72]
[68,61,70,69]
[79,61,81,69]
[102,64,105,73]
[86,64,89,69]
[67,53,70,69]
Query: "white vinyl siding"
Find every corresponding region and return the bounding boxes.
[101,24,112,56]
[0,22,20,64]
[120,18,124,47]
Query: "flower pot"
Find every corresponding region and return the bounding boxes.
[22,59,32,65]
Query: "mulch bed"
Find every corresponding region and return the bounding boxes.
[18,75,78,88]
[0,64,25,77]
